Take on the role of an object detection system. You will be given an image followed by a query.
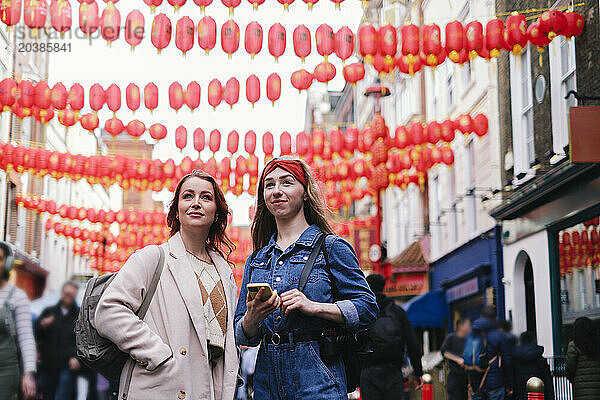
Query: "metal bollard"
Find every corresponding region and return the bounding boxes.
[527,377,545,400]
[422,373,433,400]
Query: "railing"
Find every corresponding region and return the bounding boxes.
[546,356,573,400]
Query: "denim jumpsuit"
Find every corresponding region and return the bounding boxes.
[234,225,378,400]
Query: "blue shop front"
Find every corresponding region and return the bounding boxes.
[430,225,505,332]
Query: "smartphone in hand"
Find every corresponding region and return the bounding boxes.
[247,283,274,301]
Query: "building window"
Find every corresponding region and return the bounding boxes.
[509,46,535,179]
[446,62,454,110]
[550,36,576,157]
[463,138,477,235]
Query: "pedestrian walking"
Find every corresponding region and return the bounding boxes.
[360,273,423,400]
[465,306,513,400]
[566,317,600,400]
[94,170,240,400]
[35,281,81,400]
[511,331,553,400]
[234,157,378,400]
[0,241,37,400]
[441,317,471,400]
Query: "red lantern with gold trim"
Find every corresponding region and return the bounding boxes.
[221,0,240,16]
[209,129,221,153]
[80,112,99,132]
[465,21,484,59]
[51,83,68,110]
[175,16,195,55]
[193,128,205,153]
[329,128,343,155]
[343,62,365,85]
[538,10,567,41]
[168,0,186,11]
[268,23,286,62]
[280,131,292,155]
[126,120,146,139]
[58,108,77,129]
[485,18,505,58]
[527,21,550,65]
[125,10,144,49]
[246,75,260,107]
[422,23,442,65]
[378,25,397,66]
[101,1,120,44]
[358,24,377,64]
[175,126,187,151]
[408,122,424,147]
[245,130,256,154]
[400,23,420,68]
[442,146,454,166]
[314,62,336,84]
[311,129,325,157]
[169,82,184,112]
[208,79,222,109]
[126,83,140,113]
[104,117,124,138]
[445,20,465,63]
[25,0,48,34]
[105,83,121,115]
[293,25,311,62]
[291,69,313,92]
[344,126,358,153]
[563,12,584,39]
[144,82,158,113]
[50,0,71,34]
[334,26,353,63]
[247,0,264,10]
[224,77,239,108]
[504,13,527,55]
[426,121,441,144]
[396,53,422,75]
[18,80,34,110]
[245,21,263,58]
[456,114,474,135]
[316,24,335,62]
[151,13,172,53]
[441,119,455,143]
[266,73,281,105]
[227,130,239,154]
[193,0,211,13]
[67,83,84,114]
[263,131,274,157]
[185,81,200,112]
[198,16,216,54]
[221,19,240,58]
[295,131,309,157]
[144,0,162,12]
[473,114,488,137]
[33,80,51,109]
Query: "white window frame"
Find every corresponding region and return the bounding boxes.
[463,138,477,235]
[549,36,577,159]
[509,45,536,182]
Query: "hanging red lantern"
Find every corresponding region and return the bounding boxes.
[221,19,240,58]
[358,24,377,63]
[504,13,527,55]
[343,126,358,153]
[193,128,205,153]
[193,0,211,12]
[33,107,53,124]
[104,117,124,138]
[175,16,195,55]
[105,83,121,115]
[100,1,120,44]
[527,21,550,66]
[465,21,484,59]
[227,130,239,154]
[0,0,21,27]
[125,10,144,49]
[456,114,474,134]
[563,11,584,39]
[50,0,71,34]
[343,62,365,85]
[396,53,422,76]
[169,82,184,112]
[329,128,343,155]
[426,121,441,144]
[473,114,488,137]
[408,122,424,147]
[280,131,292,155]
[247,0,264,10]
[18,80,34,110]
[58,108,77,129]
[25,0,47,34]
[440,119,456,143]
[144,82,158,112]
[313,62,336,84]
[400,23,420,68]
[334,26,354,63]
[277,0,293,11]
[262,131,274,157]
[224,77,239,108]
[51,83,68,110]
[311,129,325,157]
[221,0,240,16]
[126,120,146,139]
[485,18,505,58]
[445,20,465,63]
[175,126,187,151]
[151,13,172,53]
[208,79,222,109]
[378,25,397,65]
[33,81,51,109]
[422,23,442,65]
[184,81,200,112]
[168,0,186,11]
[246,74,260,107]
[67,83,84,114]
[209,129,221,153]
[126,83,140,113]
[421,47,446,68]
[538,10,567,41]
[293,25,311,62]
[144,0,162,12]
[372,114,386,140]
[291,69,313,92]
[442,146,454,166]
[266,73,281,105]
[316,23,335,62]
[394,126,409,150]
[372,53,393,76]
[80,112,99,132]
[268,23,286,61]
[245,21,263,58]
[296,131,310,157]
[197,16,216,54]
[245,130,257,154]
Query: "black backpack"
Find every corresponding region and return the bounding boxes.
[367,302,406,366]
[75,246,165,384]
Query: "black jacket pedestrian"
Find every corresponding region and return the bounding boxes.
[511,343,554,400]
[35,303,79,371]
[470,317,513,391]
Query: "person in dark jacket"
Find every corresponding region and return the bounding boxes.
[566,317,600,400]
[511,331,553,400]
[441,317,471,400]
[469,306,512,400]
[35,281,81,400]
[360,274,423,400]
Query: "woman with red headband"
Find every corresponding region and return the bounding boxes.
[234,157,378,399]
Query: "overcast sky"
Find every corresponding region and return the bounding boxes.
[48,0,363,225]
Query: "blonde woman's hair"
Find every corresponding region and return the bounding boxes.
[251,157,335,251]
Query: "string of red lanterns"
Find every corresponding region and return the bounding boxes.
[559,219,600,277]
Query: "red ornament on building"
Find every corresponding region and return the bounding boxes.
[221,19,240,58]
[208,79,223,109]
[185,81,201,111]
[169,82,184,112]
[125,10,144,49]
[263,131,274,156]
[246,75,260,107]
[445,20,465,63]
[291,69,313,92]
[51,83,68,110]
[378,25,397,65]
[316,23,335,61]
[465,21,484,59]
[105,117,124,138]
[313,62,336,84]
[504,13,527,55]
[245,130,257,154]
[101,2,120,44]
[25,0,48,34]
[151,13,172,53]
[175,16,195,55]
[105,83,121,115]
[343,62,365,85]
[538,10,567,41]
[68,83,84,113]
[209,129,221,153]
[149,123,167,141]
[334,26,354,63]
[198,16,216,54]
[144,82,158,113]
[175,126,187,151]
[126,120,146,139]
[422,23,442,66]
[221,0,241,15]
[50,0,71,34]
[563,12,584,39]
[245,21,263,58]
[358,24,377,64]
[266,73,281,105]
[485,18,505,58]
[193,128,205,153]
[227,130,239,154]
[224,77,239,108]
[268,23,286,61]
[293,25,311,62]
[473,114,488,137]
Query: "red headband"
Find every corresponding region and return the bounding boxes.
[260,160,307,187]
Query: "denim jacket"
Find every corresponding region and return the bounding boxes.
[234,224,378,399]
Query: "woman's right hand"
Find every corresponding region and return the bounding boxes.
[242,288,281,338]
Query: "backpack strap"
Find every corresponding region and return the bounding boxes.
[122,246,165,400]
[298,234,327,293]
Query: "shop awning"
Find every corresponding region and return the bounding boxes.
[401,290,448,328]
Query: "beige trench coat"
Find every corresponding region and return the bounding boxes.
[95,233,239,400]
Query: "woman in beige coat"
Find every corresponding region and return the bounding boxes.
[95,170,239,400]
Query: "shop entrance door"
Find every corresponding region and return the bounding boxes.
[524,259,537,336]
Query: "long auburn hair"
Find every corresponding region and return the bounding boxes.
[251,157,334,251]
[167,170,235,262]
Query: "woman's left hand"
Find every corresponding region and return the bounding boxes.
[280,289,319,316]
